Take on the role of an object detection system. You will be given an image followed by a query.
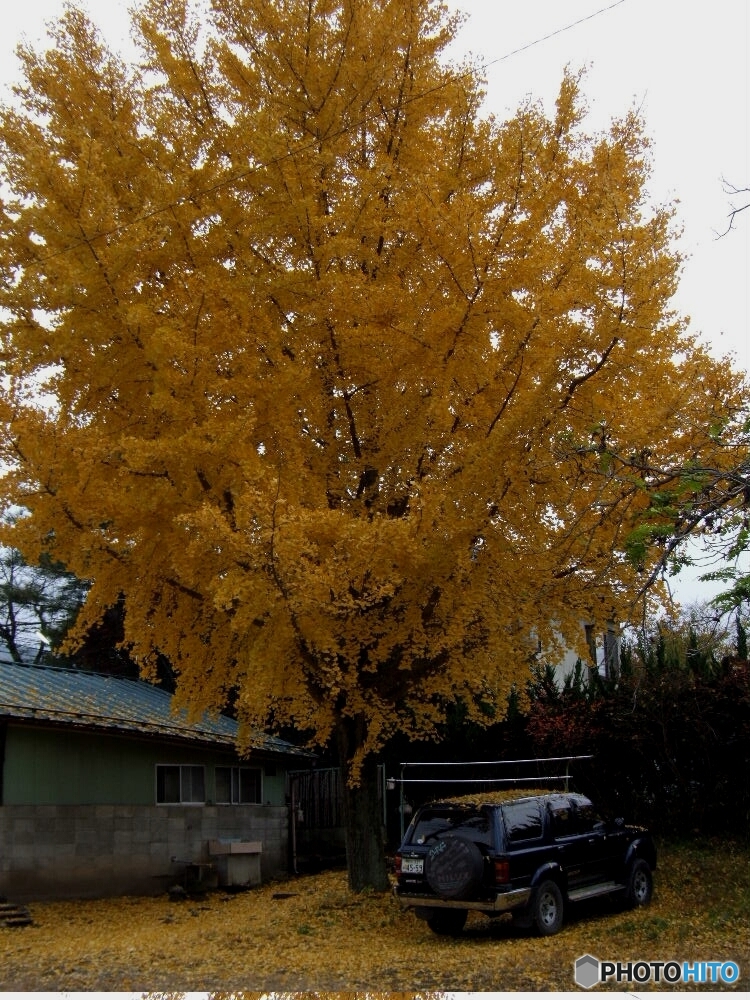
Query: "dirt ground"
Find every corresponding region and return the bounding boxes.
[1,839,748,992]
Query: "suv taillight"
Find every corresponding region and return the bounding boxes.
[493,859,510,884]
[394,854,402,875]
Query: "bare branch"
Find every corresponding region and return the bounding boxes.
[715,178,750,238]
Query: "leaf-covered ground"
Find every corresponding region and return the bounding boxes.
[1,839,748,992]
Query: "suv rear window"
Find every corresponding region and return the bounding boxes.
[409,811,453,844]
[409,807,495,848]
[502,798,543,842]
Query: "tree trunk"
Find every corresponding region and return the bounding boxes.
[337,719,390,893]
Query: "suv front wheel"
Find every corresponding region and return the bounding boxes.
[532,879,564,935]
[624,858,653,908]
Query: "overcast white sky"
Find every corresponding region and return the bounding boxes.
[1,0,748,606]
[446,0,749,370]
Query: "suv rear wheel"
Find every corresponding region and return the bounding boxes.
[532,879,564,935]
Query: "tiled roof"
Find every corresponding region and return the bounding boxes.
[0,659,309,757]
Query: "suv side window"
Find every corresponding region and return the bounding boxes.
[502,798,543,843]
[548,797,576,839]
[572,796,603,833]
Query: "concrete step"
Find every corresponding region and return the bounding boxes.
[0,901,33,927]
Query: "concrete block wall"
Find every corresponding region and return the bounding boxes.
[0,803,290,901]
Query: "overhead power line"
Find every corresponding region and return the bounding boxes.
[483,0,627,69]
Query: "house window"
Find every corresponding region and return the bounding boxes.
[215,766,261,804]
[156,765,205,804]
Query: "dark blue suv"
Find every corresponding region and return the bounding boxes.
[393,789,656,935]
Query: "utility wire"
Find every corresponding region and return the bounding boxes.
[14,0,628,271]
[483,0,626,69]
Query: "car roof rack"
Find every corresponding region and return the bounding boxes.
[388,756,593,838]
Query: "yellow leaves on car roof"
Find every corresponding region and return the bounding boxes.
[435,787,559,807]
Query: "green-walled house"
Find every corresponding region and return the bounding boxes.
[0,659,313,901]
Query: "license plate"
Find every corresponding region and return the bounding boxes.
[401,857,424,875]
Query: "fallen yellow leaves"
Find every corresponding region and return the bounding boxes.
[1,839,748,992]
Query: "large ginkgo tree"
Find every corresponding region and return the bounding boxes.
[0,0,744,889]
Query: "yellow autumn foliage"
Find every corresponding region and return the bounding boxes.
[0,0,744,800]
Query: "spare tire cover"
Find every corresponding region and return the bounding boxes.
[424,834,485,899]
